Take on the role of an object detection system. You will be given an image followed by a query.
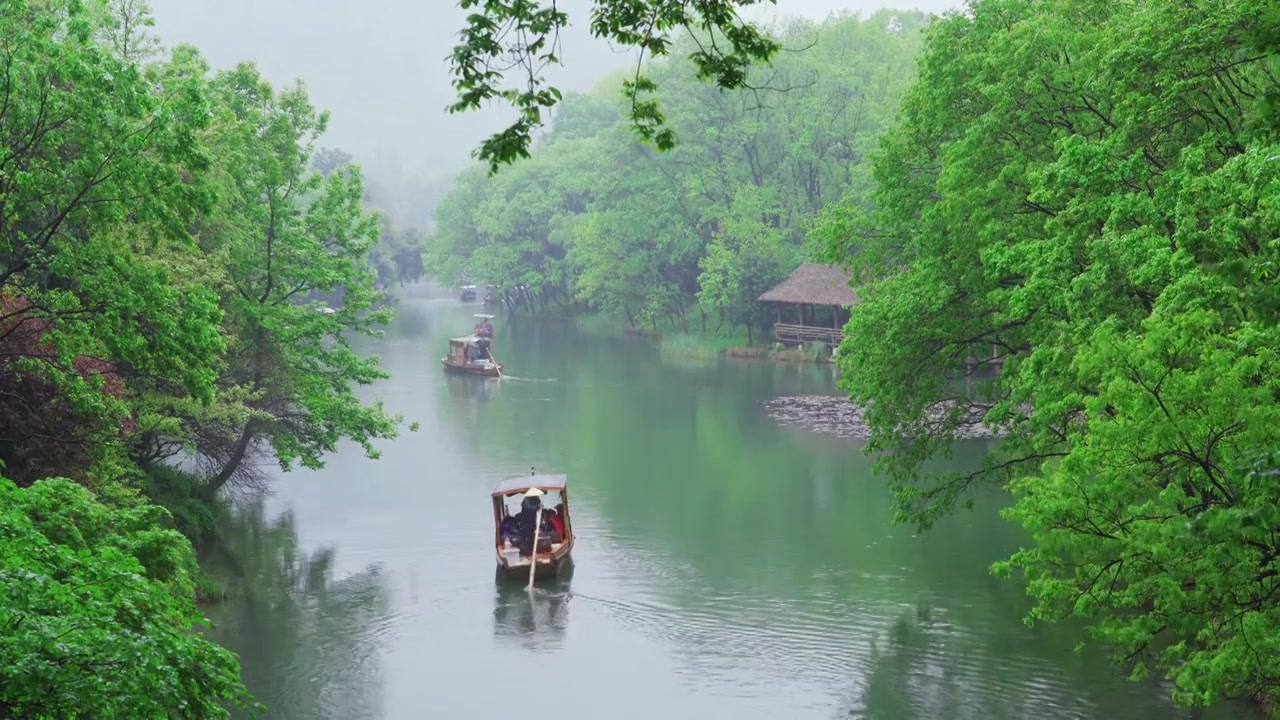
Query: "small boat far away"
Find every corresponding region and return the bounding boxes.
[441,335,502,377]
[493,470,575,582]
[460,284,478,302]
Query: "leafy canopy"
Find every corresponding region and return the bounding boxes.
[134,61,403,494]
[448,0,782,172]
[0,0,415,715]
[431,12,925,338]
[0,477,254,718]
[815,0,1280,706]
[0,0,225,483]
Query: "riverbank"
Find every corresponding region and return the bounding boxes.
[572,313,837,364]
[138,463,236,603]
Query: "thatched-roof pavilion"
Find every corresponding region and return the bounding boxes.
[757,263,859,306]
[757,263,858,347]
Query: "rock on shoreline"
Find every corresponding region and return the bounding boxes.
[764,394,1011,440]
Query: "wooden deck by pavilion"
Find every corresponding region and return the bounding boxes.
[757,263,858,347]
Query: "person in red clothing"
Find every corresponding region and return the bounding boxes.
[544,506,566,539]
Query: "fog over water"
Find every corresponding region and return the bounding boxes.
[147,0,962,227]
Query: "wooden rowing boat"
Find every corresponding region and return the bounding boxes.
[492,470,575,581]
[441,335,502,377]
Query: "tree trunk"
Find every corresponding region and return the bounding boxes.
[207,422,255,495]
[550,287,570,315]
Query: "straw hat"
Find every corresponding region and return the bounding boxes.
[524,487,545,498]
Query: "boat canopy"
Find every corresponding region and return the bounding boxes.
[449,335,488,345]
[491,473,567,497]
[473,313,496,320]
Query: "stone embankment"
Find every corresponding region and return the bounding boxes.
[764,395,1014,440]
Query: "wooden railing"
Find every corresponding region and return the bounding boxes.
[772,322,843,347]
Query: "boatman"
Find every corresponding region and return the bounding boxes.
[515,488,544,557]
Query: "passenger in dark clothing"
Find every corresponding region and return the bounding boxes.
[500,515,520,545]
[515,494,542,556]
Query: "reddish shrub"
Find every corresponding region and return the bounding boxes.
[0,291,133,485]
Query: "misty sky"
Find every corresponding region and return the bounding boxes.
[147,0,963,225]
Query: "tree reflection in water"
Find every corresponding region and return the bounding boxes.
[845,603,1099,720]
[203,501,393,720]
[843,605,952,720]
[389,297,432,337]
[491,563,574,653]
[840,604,1255,720]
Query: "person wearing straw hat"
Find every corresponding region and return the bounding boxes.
[515,487,544,557]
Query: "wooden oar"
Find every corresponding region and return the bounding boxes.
[526,506,542,592]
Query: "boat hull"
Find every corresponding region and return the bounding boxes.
[441,358,502,377]
[495,552,574,582]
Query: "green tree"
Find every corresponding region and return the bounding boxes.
[815,0,1280,707]
[305,148,429,289]
[135,62,401,495]
[368,220,427,289]
[200,64,400,490]
[0,477,253,718]
[430,12,924,336]
[0,0,224,484]
[87,0,163,63]
[696,185,793,340]
[310,146,355,177]
[424,165,490,289]
[1254,5,1280,132]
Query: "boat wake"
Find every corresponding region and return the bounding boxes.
[495,376,558,383]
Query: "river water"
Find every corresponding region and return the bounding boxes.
[204,286,1256,720]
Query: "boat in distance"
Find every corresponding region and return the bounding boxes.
[441,335,502,377]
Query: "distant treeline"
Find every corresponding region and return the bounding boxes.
[426,10,928,339]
